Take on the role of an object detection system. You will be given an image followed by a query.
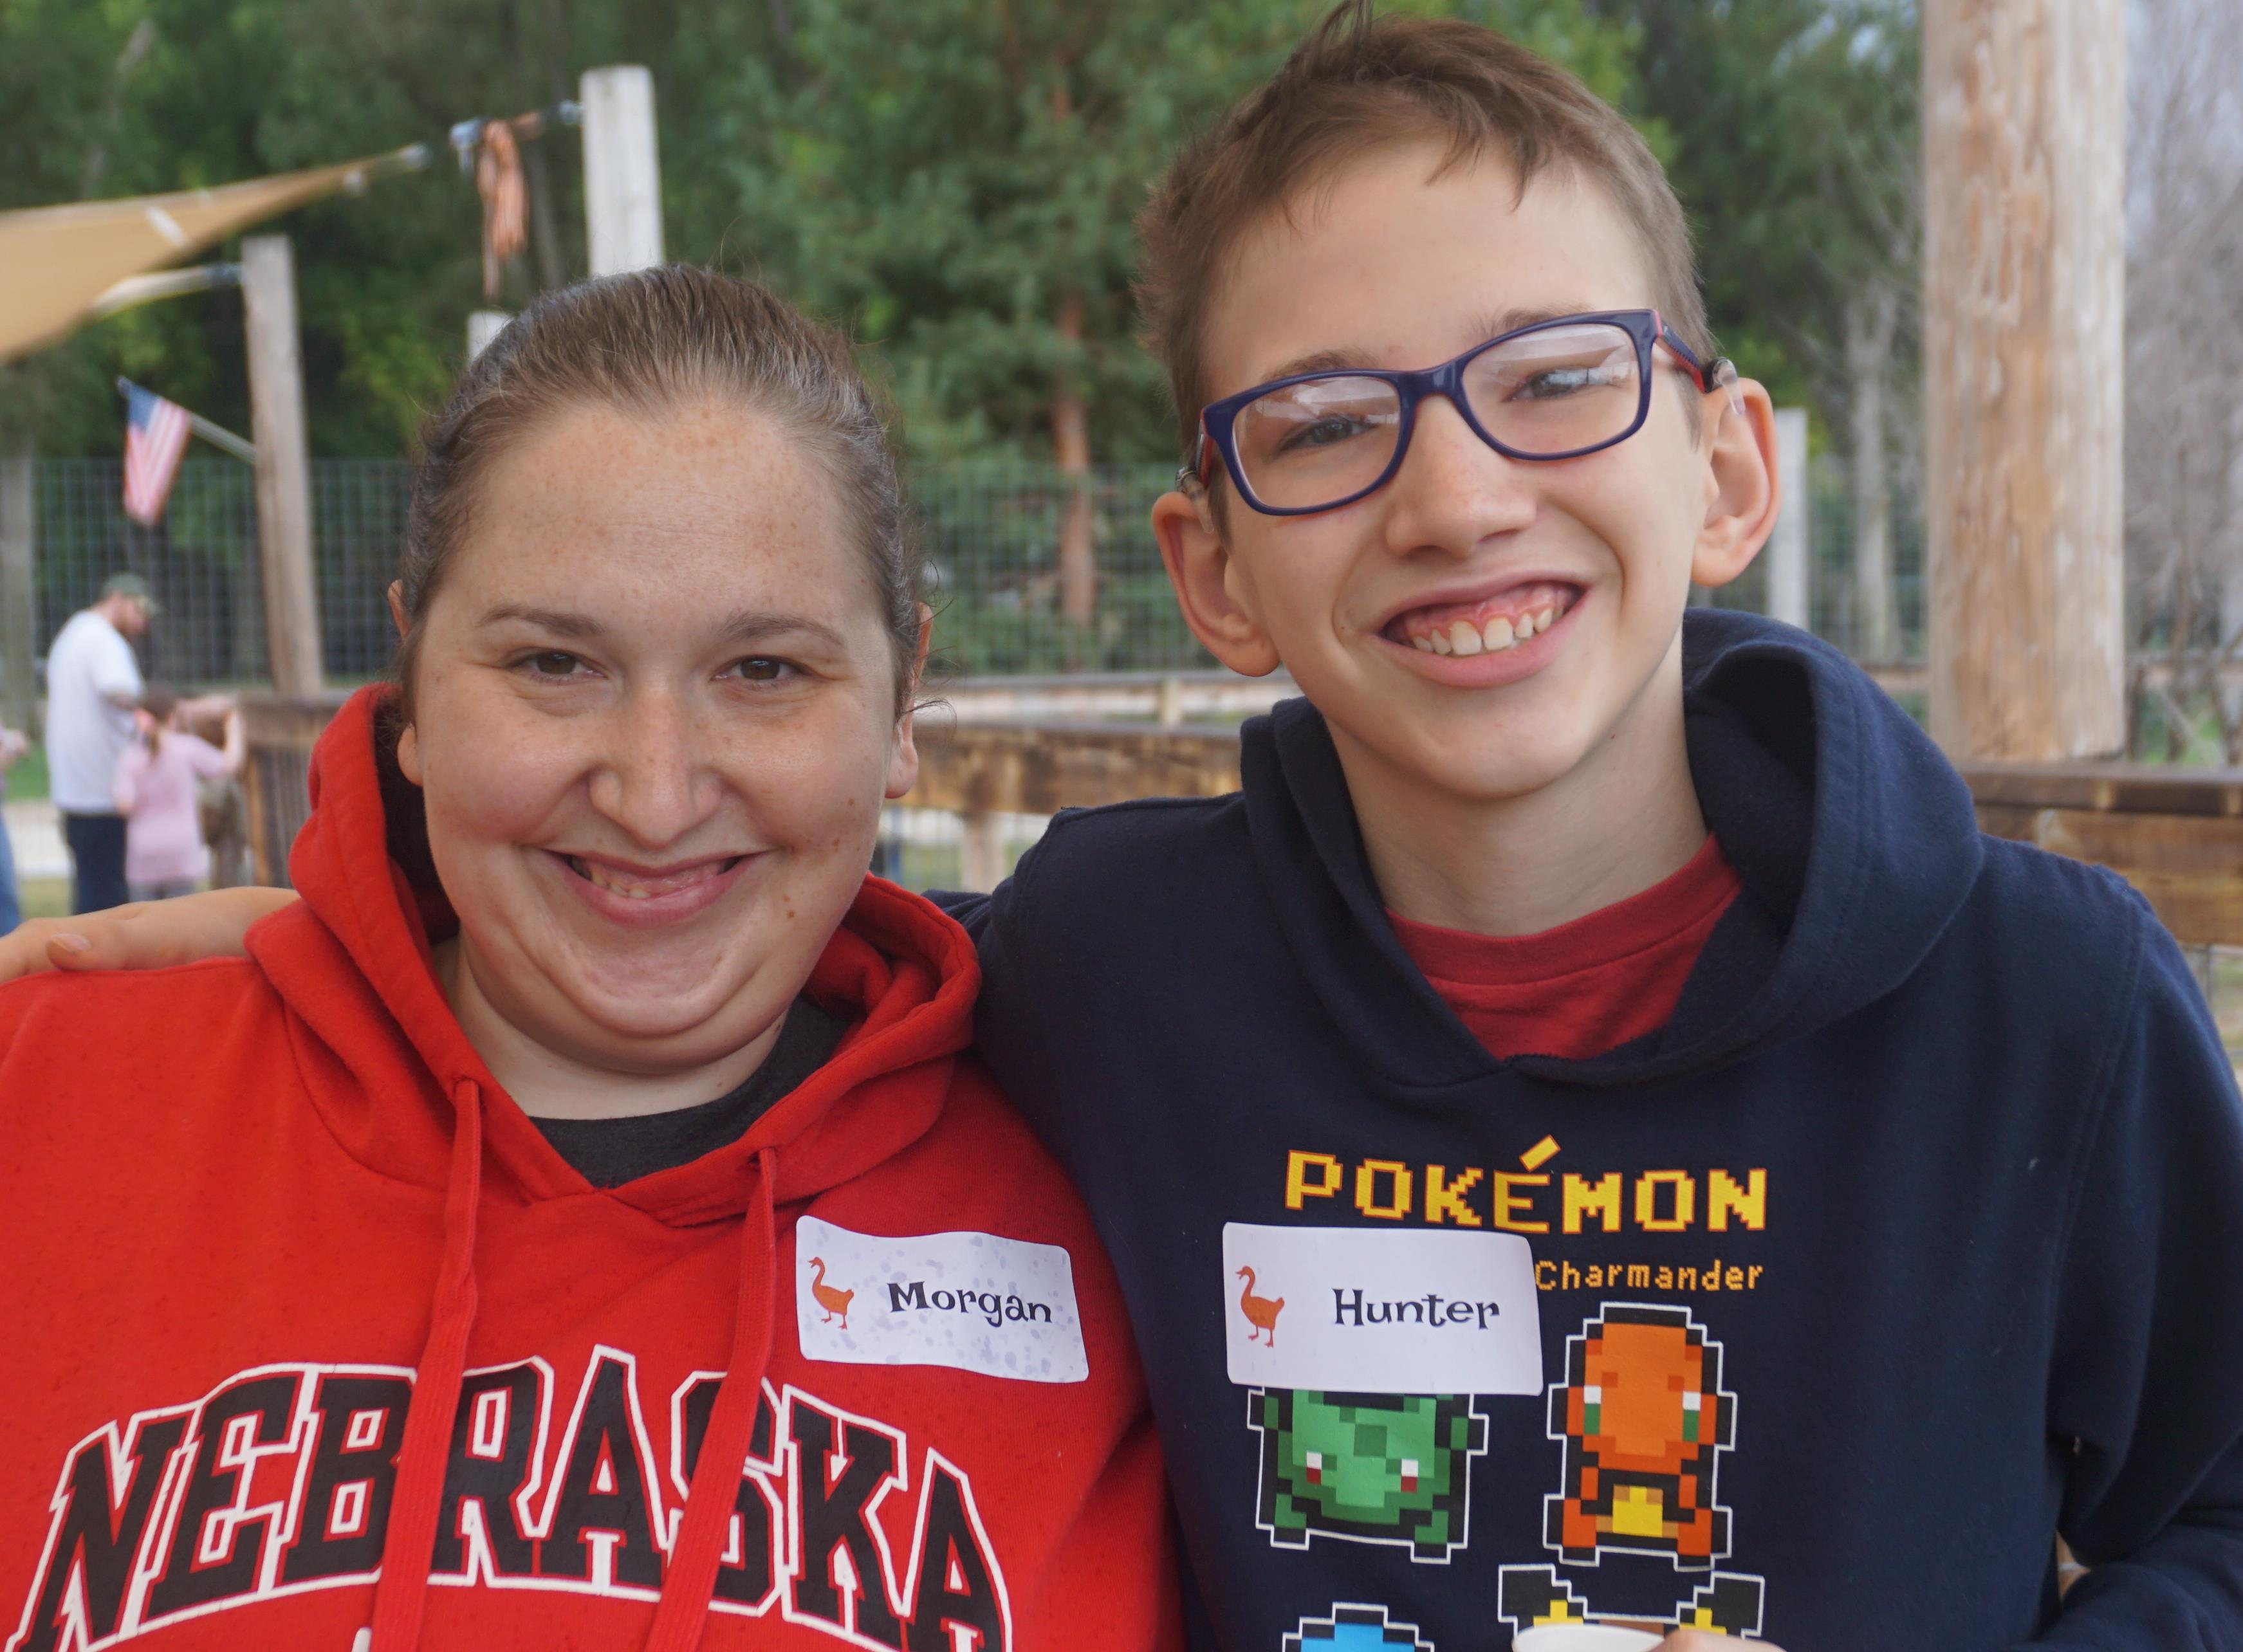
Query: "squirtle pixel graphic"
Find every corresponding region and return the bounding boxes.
[808,1256,854,1330]
[1237,1264,1286,1346]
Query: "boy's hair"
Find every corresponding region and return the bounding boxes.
[1136,0,1710,461]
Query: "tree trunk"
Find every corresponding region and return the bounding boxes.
[1048,78,1096,642]
[1053,289,1096,636]
[1924,0,2128,763]
[1845,284,1899,659]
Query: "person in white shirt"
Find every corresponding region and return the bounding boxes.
[42,573,154,913]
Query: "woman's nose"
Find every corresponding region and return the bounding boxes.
[586,691,722,848]
[1380,394,1537,558]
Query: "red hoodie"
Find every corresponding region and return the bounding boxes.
[0,689,1176,1652]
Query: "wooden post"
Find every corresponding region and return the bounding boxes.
[240,236,324,697]
[958,812,1006,894]
[466,309,510,363]
[1924,0,2126,760]
[580,66,663,276]
[0,448,34,736]
[1768,408,1811,632]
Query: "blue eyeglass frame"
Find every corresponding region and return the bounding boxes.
[1185,307,1733,517]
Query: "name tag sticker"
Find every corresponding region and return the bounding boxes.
[1222,1222,1542,1395]
[795,1215,1089,1384]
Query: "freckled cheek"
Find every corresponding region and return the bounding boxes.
[414,724,590,851]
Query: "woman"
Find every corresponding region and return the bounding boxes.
[0,268,1174,1650]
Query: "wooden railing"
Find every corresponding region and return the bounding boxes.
[237,692,2243,946]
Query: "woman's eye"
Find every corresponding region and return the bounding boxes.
[729,656,795,684]
[523,650,584,678]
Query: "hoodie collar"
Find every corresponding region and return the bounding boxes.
[249,686,979,1216]
[1243,609,1983,1097]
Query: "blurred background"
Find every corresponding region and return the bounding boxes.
[0,0,2238,994]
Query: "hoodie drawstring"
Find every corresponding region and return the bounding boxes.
[644,1144,782,1652]
[368,1078,485,1652]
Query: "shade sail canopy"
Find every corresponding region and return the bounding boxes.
[0,146,427,365]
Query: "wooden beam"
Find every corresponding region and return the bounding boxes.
[1923,0,2127,761]
[905,720,1242,816]
[1766,408,1810,630]
[240,236,325,697]
[0,446,34,737]
[580,66,663,277]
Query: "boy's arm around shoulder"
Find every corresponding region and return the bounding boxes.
[2024,881,2243,1648]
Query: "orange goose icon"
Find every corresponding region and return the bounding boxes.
[1237,1265,1285,1347]
[808,1258,854,1331]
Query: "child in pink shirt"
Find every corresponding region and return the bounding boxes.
[111,687,243,901]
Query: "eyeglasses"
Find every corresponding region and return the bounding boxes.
[1185,309,1735,517]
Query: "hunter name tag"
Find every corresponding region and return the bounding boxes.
[795,1215,1089,1384]
[1222,1222,1542,1394]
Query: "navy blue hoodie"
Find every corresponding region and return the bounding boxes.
[950,610,2243,1652]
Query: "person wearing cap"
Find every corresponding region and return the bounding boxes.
[42,573,154,913]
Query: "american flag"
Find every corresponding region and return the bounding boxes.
[122,383,191,527]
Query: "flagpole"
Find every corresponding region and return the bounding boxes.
[115,378,257,464]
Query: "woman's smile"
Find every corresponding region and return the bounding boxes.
[542,845,761,926]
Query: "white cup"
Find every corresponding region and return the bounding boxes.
[1511,1627,1665,1652]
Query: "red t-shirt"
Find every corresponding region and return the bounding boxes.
[1389,834,1743,1061]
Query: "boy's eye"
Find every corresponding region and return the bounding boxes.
[1275,414,1376,455]
[1511,363,1625,401]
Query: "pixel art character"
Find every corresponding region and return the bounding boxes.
[1545,1303,1736,1566]
[1250,1388,1488,1562]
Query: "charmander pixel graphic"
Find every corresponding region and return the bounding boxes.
[1499,1303,1766,1638]
[1549,1301,1732,1563]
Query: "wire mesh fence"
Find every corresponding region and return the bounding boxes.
[19,454,1920,689]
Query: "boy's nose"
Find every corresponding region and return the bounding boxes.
[1380,394,1536,559]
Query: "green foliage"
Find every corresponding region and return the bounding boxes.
[3,0,1899,473]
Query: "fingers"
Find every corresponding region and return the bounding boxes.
[0,915,130,983]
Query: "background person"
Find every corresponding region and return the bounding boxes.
[111,684,245,902]
[0,722,26,933]
[41,571,153,913]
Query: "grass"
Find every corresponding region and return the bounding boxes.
[3,745,46,802]
[16,877,68,922]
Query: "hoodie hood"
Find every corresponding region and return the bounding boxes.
[1245,607,1984,1092]
[254,685,979,1216]
[245,684,983,1650]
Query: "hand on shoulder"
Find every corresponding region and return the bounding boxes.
[0,887,299,983]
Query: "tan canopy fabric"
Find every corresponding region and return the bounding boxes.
[0,146,427,365]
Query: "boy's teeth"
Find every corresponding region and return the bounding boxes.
[1483,615,1515,650]
[1398,584,1576,657]
[1448,620,1484,657]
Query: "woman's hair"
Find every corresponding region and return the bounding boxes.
[140,683,179,753]
[397,266,921,716]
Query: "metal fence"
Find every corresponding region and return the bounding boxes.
[21,454,1919,688]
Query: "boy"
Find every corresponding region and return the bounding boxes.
[16,9,2243,1650]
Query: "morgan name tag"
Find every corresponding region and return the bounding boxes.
[1222,1221,1542,1395]
[795,1215,1089,1384]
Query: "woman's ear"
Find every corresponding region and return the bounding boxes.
[883,605,935,802]
[385,581,424,785]
[387,581,411,641]
[1690,378,1782,591]
[1152,487,1282,677]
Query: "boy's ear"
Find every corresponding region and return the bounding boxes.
[1690,378,1782,591]
[1152,487,1284,678]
